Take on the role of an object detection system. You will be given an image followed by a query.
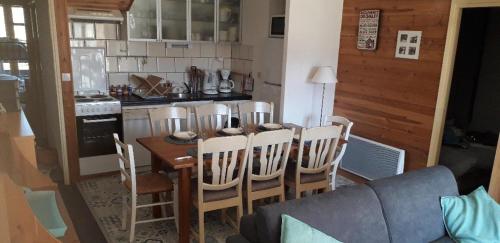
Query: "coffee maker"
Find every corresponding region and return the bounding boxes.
[219,69,235,93]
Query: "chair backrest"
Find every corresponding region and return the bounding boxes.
[0,103,6,113]
[113,133,137,194]
[148,106,191,136]
[296,125,343,176]
[324,115,353,140]
[197,135,251,200]
[248,129,294,184]
[194,103,231,134]
[238,101,274,127]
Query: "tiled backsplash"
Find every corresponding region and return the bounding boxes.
[70,21,253,93]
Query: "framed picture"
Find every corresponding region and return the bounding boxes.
[357,10,380,51]
[395,30,422,60]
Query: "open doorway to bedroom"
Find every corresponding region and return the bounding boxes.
[436,7,499,194]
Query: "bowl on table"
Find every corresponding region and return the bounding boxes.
[259,123,283,131]
[221,127,244,135]
[172,131,197,141]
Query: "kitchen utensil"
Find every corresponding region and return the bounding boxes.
[219,30,228,42]
[219,69,234,93]
[202,70,219,95]
[220,7,232,22]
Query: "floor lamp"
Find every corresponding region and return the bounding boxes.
[311,66,338,126]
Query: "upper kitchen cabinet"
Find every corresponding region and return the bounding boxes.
[161,0,189,41]
[191,0,216,42]
[127,0,159,41]
[218,0,241,42]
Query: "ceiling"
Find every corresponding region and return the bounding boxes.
[67,0,134,11]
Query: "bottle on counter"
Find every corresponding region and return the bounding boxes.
[122,85,129,96]
[109,85,117,96]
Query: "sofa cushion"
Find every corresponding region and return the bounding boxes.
[226,235,252,243]
[430,236,454,243]
[281,214,342,243]
[367,166,459,243]
[255,184,390,243]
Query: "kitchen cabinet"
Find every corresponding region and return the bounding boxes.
[218,0,241,42]
[126,0,241,43]
[127,0,159,41]
[191,0,216,42]
[122,105,163,166]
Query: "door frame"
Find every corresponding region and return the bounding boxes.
[427,0,500,167]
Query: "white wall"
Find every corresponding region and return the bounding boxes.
[281,0,343,127]
[241,0,285,121]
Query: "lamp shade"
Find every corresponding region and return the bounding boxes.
[311,66,337,84]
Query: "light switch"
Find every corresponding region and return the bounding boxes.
[62,73,72,82]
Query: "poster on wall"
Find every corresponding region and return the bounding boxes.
[395,30,422,60]
[357,9,380,51]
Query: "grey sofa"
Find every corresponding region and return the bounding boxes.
[227,166,458,243]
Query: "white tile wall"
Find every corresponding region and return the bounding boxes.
[106,57,118,72]
[107,40,127,56]
[166,47,184,57]
[183,43,201,57]
[85,40,106,48]
[95,23,117,40]
[157,58,176,72]
[209,58,224,71]
[138,57,158,72]
[223,58,232,69]
[167,73,186,84]
[128,42,147,56]
[118,57,139,72]
[108,73,129,86]
[216,44,232,58]
[174,58,192,72]
[192,58,209,70]
[200,43,216,57]
[147,42,167,57]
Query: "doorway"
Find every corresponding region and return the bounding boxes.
[428,0,500,195]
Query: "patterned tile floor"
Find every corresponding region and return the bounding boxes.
[78,173,355,243]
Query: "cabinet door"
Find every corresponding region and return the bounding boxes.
[161,0,189,41]
[191,0,216,42]
[128,0,159,41]
[218,0,241,42]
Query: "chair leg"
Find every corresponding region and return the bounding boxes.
[279,192,285,202]
[247,197,253,215]
[295,186,301,199]
[237,203,243,231]
[173,183,179,233]
[198,211,205,243]
[129,194,137,243]
[221,208,227,224]
[121,194,127,231]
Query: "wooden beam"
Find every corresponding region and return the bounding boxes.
[54,0,80,182]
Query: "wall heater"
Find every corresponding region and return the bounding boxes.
[340,135,405,180]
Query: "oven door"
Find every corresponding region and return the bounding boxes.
[77,114,123,157]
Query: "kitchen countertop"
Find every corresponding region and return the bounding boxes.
[115,92,252,106]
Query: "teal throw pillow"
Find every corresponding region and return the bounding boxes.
[281,214,342,243]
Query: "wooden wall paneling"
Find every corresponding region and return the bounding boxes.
[67,0,134,11]
[336,0,451,171]
[54,0,80,182]
[489,135,500,202]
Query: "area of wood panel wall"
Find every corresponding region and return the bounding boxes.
[67,0,133,11]
[336,0,451,171]
[54,0,80,182]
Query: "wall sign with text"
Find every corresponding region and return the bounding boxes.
[357,10,380,51]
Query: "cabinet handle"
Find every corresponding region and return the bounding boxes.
[83,118,118,124]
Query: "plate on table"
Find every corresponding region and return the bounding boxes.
[259,123,283,131]
[172,131,197,141]
[221,127,244,135]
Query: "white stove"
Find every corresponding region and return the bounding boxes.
[74,94,121,116]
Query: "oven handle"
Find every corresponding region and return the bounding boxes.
[83,118,118,124]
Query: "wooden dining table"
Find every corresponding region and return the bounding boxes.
[136,123,346,243]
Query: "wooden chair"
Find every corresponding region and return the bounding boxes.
[148,106,191,136]
[285,125,343,199]
[194,135,252,243]
[324,115,354,190]
[238,101,274,127]
[194,103,231,135]
[113,133,176,242]
[0,103,6,113]
[246,128,294,214]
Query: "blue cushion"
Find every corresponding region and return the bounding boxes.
[440,186,500,243]
[280,214,342,243]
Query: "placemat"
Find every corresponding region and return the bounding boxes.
[164,135,198,145]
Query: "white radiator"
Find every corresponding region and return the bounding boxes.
[340,135,405,180]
